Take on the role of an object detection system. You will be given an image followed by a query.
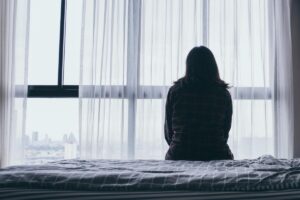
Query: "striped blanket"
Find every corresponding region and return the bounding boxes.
[1,155,300,192]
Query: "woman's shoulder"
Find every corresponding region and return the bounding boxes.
[167,80,187,99]
[216,86,231,93]
[215,86,231,96]
[168,82,182,96]
[215,87,232,104]
[170,78,185,89]
[170,78,232,97]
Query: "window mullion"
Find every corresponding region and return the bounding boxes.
[126,0,141,159]
[202,0,209,45]
[58,0,66,86]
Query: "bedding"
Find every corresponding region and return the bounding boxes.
[0,155,300,192]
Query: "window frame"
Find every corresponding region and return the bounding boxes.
[26,0,76,98]
[24,0,272,99]
[20,0,272,158]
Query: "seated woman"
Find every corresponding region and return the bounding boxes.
[164,46,234,161]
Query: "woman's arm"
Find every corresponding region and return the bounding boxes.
[224,92,233,142]
[164,89,174,145]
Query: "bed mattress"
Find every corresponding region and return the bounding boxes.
[1,155,300,199]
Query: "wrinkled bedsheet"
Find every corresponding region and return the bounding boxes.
[1,155,300,191]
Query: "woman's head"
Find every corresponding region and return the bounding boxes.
[182,46,228,88]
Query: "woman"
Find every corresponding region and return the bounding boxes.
[164,46,234,161]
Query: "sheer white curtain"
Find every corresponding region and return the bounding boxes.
[0,0,30,167]
[79,0,130,159]
[207,0,274,159]
[79,0,293,160]
[270,0,294,158]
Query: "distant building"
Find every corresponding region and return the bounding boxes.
[24,131,78,164]
[32,131,39,142]
[69,133,76,143]
[63,133,77,159]
[43,134,51,143]
[23,134,30,146]
[63,134,68,143]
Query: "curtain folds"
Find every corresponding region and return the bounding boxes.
[79,0,130,159]
[0,0,30,167]
[0,0,293,166]
[270,0,294,158]
[78,0,293,160]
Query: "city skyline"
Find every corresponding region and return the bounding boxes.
[25,99,79,141]
[24,131,78,165]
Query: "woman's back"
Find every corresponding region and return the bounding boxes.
[165,80,233,161]
[164,46,234,161]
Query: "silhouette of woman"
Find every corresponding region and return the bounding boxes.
[164,46,234,161]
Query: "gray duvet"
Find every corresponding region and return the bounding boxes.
[0,155,300,192]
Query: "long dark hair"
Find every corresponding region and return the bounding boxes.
[176,46,229,88]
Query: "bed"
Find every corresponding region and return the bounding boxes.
[1,155,300,199]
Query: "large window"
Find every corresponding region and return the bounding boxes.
[19,0,80,164]
[17,0,273,164]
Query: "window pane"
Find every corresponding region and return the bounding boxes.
[135,99,168,159]
[139,0,200,86]
[229,100,274,159]
[79,99,128,159]
[24,99,79,164]
[208,0,270,87]
[28,0,61,85]
[98,100,128,159]
[139,0,270,87]
[79,0,128,86]
[135,98,274,160]
[64,0,83,85]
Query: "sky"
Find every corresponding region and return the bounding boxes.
[26,99,79,141]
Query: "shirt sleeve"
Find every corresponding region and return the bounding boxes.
[164,89,174,146]
[224,92,233,142]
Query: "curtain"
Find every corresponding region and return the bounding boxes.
[291,0,300,158]
[207,0,274,159]
[79,0,293,160]
[0,0,30,167]
[270,0,294,158]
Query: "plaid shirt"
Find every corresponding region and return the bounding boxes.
[164,80,233,161]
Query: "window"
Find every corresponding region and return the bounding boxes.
[27,0,61,85]
[24,99,78,164]
[18,0,80,164]
[17,0,273,164]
